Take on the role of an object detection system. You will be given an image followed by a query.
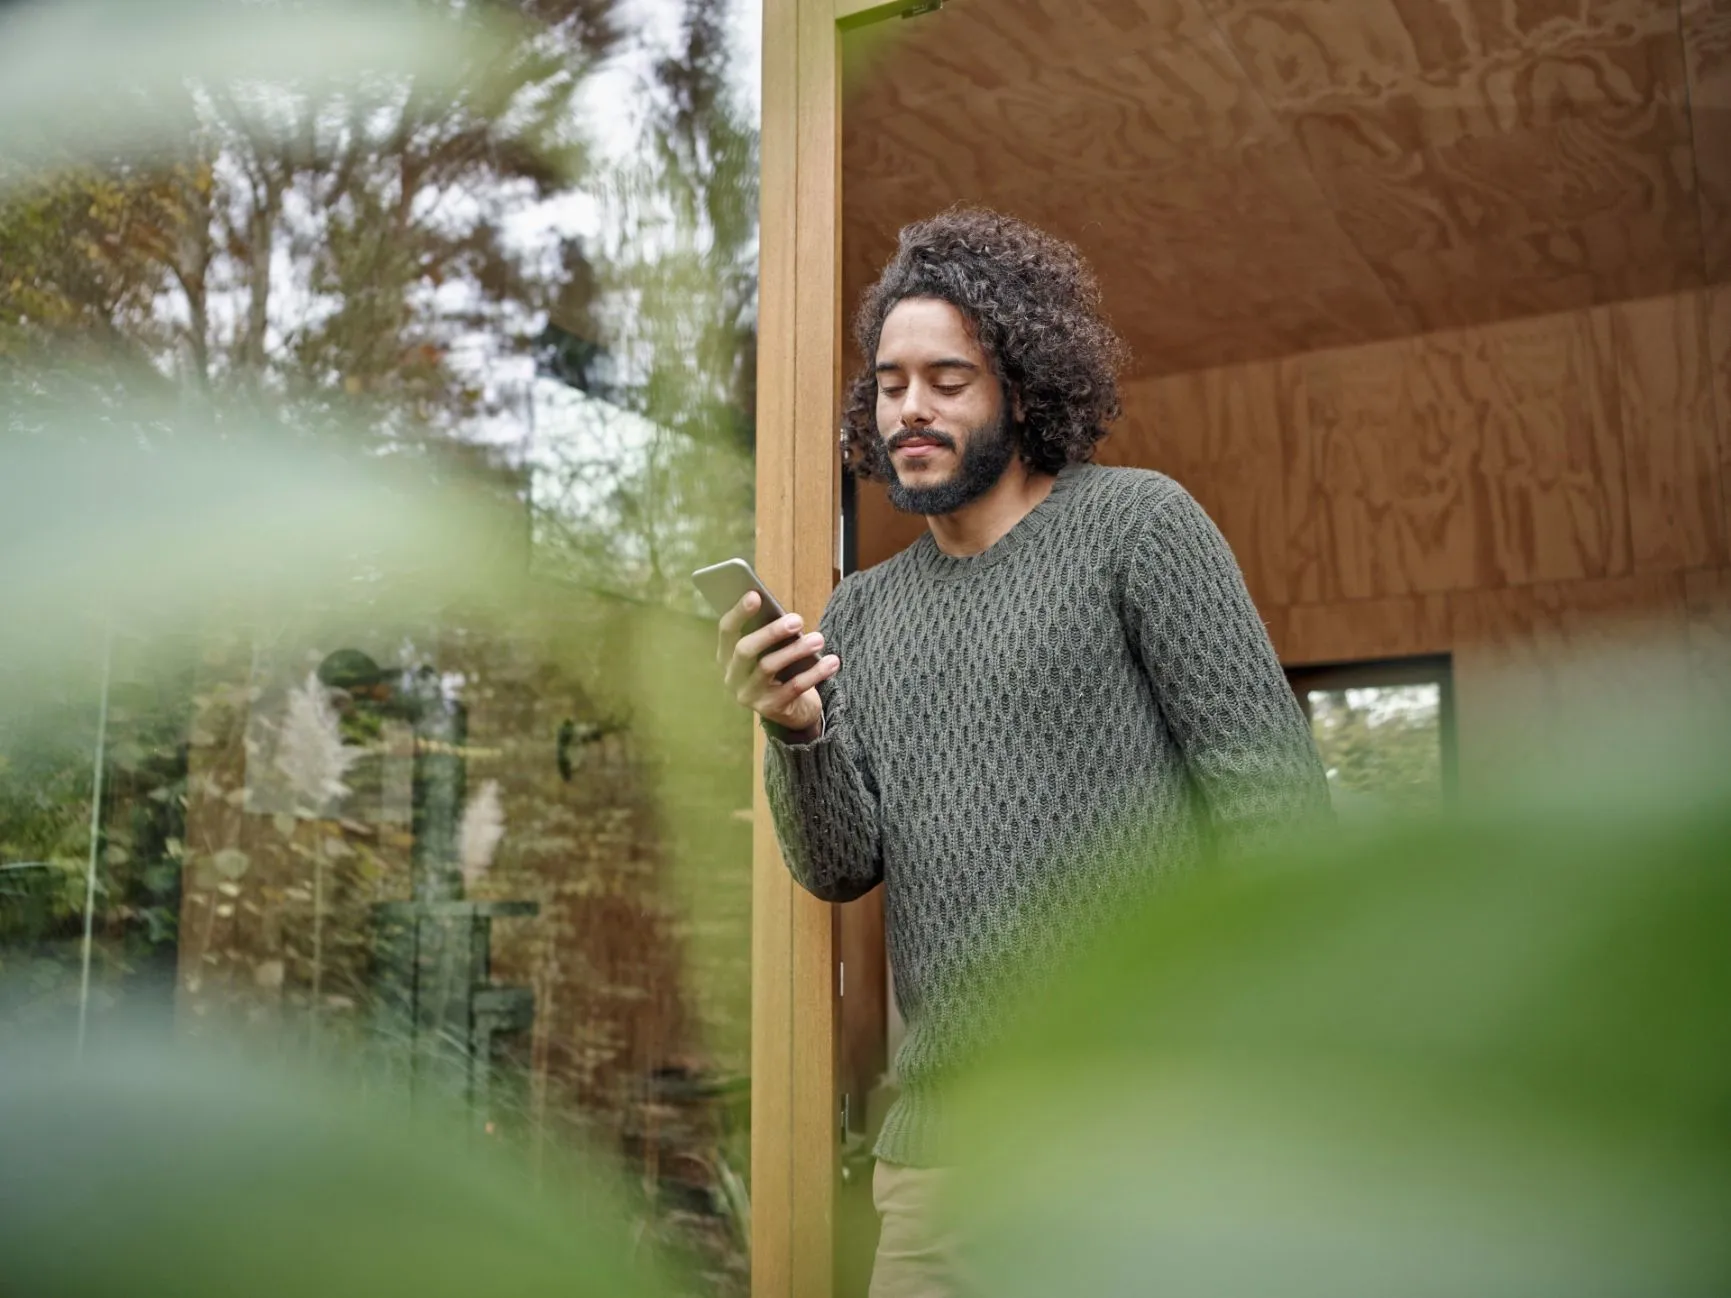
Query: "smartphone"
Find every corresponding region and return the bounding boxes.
[692,558,821,684]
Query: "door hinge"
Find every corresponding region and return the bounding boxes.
[902,0,944,16]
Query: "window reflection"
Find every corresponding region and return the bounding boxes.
[0,1,760,1293]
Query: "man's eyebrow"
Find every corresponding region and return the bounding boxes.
[873,358,979,374]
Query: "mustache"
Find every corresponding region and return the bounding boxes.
[886,428,958,453]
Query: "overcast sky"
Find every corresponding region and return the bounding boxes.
[470,0,761,450]
[523,0,761,243]
[438,0,766,575]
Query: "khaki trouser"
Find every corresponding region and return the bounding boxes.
[868,1161,966,1298]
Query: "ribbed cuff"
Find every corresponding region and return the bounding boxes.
[760,714,825,747]
[871,1083,950,1170]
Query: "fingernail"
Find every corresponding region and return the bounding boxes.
[806,633,824,648]
[784,615,802,630]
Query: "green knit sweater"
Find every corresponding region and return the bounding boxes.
[764,463,1330,1167]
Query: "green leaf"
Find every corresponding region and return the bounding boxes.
[0,0,533,192]
[0,400,517,727]
[0,1042,672,1297]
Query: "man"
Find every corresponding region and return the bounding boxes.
[716,208,1330,1297]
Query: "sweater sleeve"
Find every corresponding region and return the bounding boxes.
[761,578,885,902]
[1122,484,1332,852]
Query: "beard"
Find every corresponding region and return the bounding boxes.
[868,406,1019,517]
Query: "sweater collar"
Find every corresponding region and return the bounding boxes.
[908,461,1095,582]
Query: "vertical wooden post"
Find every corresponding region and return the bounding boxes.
[754,1,842,1296]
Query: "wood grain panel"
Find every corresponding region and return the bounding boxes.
[755,0,845,1290]
[751,0,798,1287]
[1450,572,1692,671]
[1207,0,1702,330]
[1279,594,1452,666]
[1708,283,1731,548]
[1109,366,1290,609]
[835,887,886,1139]
[1594,293,1726,572]
[1681,0,1731,281]
[1100,290,1721,619]
[1418,310,1629,587]
[1448,571,1693,791]
[789,4,843,1294]
[854,474,927,572]
[1280,334,1482,602]
[843,0,1194,87]
[1259,601,1291,660]
[834,0,919,26]
[1278,300,1697,605]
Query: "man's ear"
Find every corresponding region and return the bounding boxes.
[1010,385,1026,424]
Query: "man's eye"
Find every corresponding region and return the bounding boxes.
[934,385,965,396]
[879,385,905,398]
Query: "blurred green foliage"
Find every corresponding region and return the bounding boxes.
[0,0,544,192]
[0,1037,673,1298]
[945,701,1731,1297]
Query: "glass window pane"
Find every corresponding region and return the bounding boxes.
[2,3,759,1292]
[1306,683,1445,819]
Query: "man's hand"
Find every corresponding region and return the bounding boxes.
[717,592,840,742]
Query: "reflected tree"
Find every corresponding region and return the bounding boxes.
[0,2,760,1291]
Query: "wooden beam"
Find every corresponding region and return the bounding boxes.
[751,0,798,1288]
[792,0,844,1290]
[755,0,843,1296]
[835,0,934,31]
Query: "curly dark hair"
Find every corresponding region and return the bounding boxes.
[841,207,1128,479]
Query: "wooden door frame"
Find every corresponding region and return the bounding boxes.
[755,4,932,1294]
[752,2,837,1296]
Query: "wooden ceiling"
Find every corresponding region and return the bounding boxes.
[841,0,1731,377]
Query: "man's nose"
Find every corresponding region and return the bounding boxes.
[899,383,935,428]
